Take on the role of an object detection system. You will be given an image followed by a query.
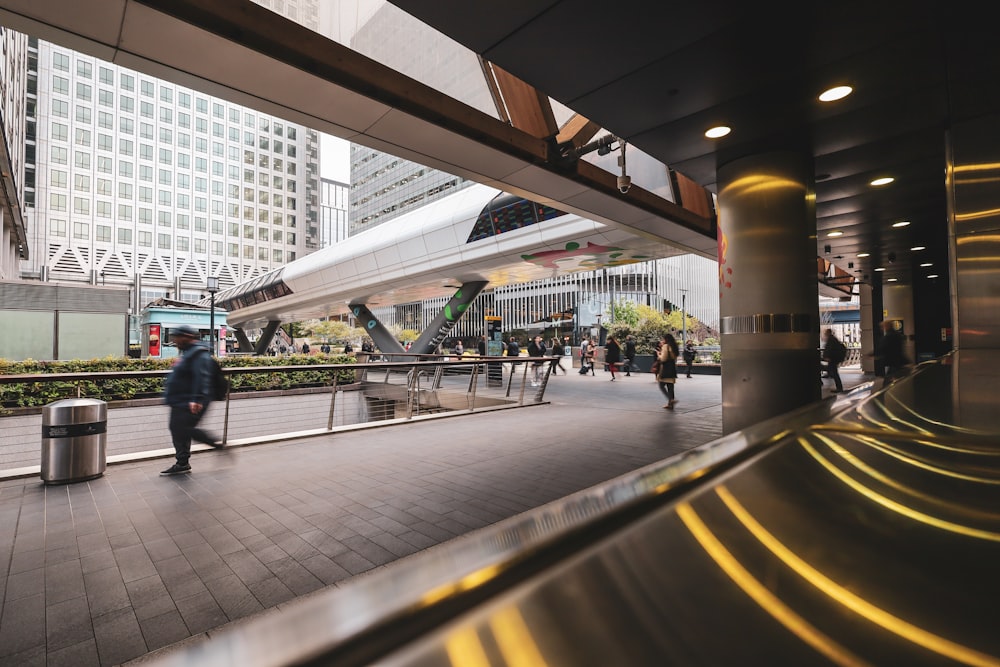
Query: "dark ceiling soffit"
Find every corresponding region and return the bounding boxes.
[132,0,710,235]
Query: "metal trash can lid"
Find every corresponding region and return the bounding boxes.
[42,398,107,426]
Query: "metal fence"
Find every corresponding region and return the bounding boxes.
[0,356,553,475]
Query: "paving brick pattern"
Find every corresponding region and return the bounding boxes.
[0,369,863,665]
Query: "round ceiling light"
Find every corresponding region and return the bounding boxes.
[704,126,731,139]
[819,85,853,102]
[892,220,911,228]
[870,177,895,186]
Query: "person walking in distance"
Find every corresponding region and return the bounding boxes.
[549,337,567,375]
[605,335,622,381]
[527,335,545,386]
[683,340,696,378]
[821,328,846,393]
[161,325,221,475]
[578,336,591,375]
[623,335,637,376]
[657,333,680,409]
[870,320,910,387]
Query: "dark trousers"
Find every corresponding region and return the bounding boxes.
[658,380,675,401]
[827,363,843,391]
[168,405,214,465]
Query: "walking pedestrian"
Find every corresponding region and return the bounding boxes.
[550,337,567,375]
[578,336,591,375]
[527,335,545,385]
[869,320,910,387]
[657,333,680,409]
[821,328,846,393]
[683,340,696,378]
[161,325,221,475]
[623,335,636,376]
[605,335,622,381]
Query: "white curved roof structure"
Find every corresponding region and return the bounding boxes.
[217,183,686,328]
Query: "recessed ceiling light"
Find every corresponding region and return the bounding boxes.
[705,126,731,139]
[891,220,911,228]
[857,252,870,258]
[927,274,939,279]
[873,267,886,271]
[827,230,844,237]
[887,278,898,282]
[870,177,894,186]
[910,245,926,251]
[920,262,933,267]
[819,85,853,102]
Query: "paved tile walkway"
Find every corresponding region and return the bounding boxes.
[0,366,866,665]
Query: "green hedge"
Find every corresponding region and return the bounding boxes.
[0,354,357,410]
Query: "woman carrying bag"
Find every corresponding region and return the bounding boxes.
[657,333,680,409]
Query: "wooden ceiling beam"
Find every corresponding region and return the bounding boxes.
[489,63,559,140]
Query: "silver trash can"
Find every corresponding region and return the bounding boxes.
[41,398,107,484]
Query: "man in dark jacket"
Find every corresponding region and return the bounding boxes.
[874,320,910,386]
[623,335,637,376]
[161,325,221,475]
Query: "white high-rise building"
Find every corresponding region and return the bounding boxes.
[20,38,320,306]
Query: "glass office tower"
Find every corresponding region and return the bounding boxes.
[19,38,320,306]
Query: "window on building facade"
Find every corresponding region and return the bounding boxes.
[52,99,68,117]
[53,52,69,71]
[51,218,67,236]
[138,231,151,247]
[98,111,113,129]
[73,221,89,239]
[75,106,91,123]
[194,238,206,253]
[140,101,153,118]
[120,72,134,90]
[96,225,111,242]
[158,211,171,226]
[118,160,132,177]
[50,169,67,188]
[177,237,189,251]
[118,204,132,221]
[98,134,112,151]
[118,182,132,198]
[228,243,238,257]
[139,186,151,203]
[119,138,133,156]
[97,179,111,196]
[141,80,154,97]
[118,228,132,244]
[50,193,67,211]
[74,128,91,146]
[52,75,69,94]
[76,82,92,101]
[99,89,113,107]
[97,202,111,218]
[139,208,152,224]
[73,197,89,215]
[74,151,90,169]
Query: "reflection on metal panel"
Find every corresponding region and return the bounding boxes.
[948,117,1000,349]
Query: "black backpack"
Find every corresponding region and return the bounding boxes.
[204,351,229,401]
[827,339,846,364]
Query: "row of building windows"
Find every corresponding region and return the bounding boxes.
[50,51,298,138]
[47,219,293,261]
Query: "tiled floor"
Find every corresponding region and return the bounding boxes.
[0,367,866,666]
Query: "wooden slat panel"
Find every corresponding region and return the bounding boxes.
[556,114,600,148]
[491,64,559,139]
[673,170,714,219]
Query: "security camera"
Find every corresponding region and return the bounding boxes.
[617,175,632,194]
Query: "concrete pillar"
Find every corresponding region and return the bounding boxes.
[858,283,876,374]
[717,151,820,433]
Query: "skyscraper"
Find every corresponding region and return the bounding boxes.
[18,36,320,307]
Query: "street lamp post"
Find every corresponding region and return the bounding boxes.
[680,290,688,349]
[207,276,219,356]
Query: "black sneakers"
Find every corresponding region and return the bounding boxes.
[160,463,191,476]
